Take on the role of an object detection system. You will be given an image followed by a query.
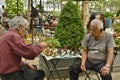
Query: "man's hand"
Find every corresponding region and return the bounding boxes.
[100,65,110,76]
[25,63,37,70]
[80,64,86,72]
[39,42,47,48]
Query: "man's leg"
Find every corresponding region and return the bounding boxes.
[34,70,45,80]
[69,60,93,80]
[1,70,25,80]
[69,63,82,80]
[93,63,112,80]
[100,74,112,80]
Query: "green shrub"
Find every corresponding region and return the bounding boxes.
[54,0,85,49]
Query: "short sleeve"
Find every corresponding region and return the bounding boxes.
[107,34,116,48]
[81,34,91,48]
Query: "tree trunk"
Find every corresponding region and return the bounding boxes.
[27,0,30,25]
[74,48,77,56]
[82,1,90,29]
[63,45,68,54]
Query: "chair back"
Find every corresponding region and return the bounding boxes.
[111,47,118,71]
[114,47,118,57]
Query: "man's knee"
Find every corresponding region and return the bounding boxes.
[70,65,76,71]
[100,73,112,80]
[69,64,81,74]
[36,70,45,78]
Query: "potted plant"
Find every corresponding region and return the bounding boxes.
[46,38,61,48]
[54,0,85,52]
[42,38,61,56]
[112,19,120,50]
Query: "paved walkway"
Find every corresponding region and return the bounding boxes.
[112,72,120,80]
[77,71,120,80]
[43,71,120,80]
[24,57,120,80]
[0,71,119,80]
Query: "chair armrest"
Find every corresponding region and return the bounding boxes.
[114,47,118,56]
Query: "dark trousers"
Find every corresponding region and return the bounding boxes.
[0,70,45,80]
[33,70,45,80]
[69,60,112,80]
[0,70,25,80]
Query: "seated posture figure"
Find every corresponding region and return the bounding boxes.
[32,64,45,80]
[0,16,47,80]
[69,19,116,80]
[20,63,45,80]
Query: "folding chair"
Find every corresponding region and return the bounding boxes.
[84,47,118,80]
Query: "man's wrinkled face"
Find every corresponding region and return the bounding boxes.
[17,24,28,38]
[89,23,101,38]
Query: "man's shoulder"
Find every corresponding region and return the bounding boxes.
[85,33,91,38]
[4,30,19,38]
[85,33,92,40]
[104,32,113,38]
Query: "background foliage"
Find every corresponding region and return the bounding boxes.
[54,0,85,49]
[104,12,114,19]
[6,0,25,18]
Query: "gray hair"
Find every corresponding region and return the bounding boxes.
[90,19,103,30]
[9,16,28,29]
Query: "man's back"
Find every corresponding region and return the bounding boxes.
[0,29,22,74]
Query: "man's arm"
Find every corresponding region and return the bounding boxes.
[106,34,116,67]
[80,34,90,71]
[81,47,88,71]
[100,34,115,75]
[81,47,88,65]
[106,48,114,67]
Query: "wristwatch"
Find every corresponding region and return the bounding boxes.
[105,64,110,68]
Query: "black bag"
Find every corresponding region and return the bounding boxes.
[21,64,37,80]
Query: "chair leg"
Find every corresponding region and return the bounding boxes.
[84,71,91,80]
[95,72,101,80]
[84,71,101,80]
